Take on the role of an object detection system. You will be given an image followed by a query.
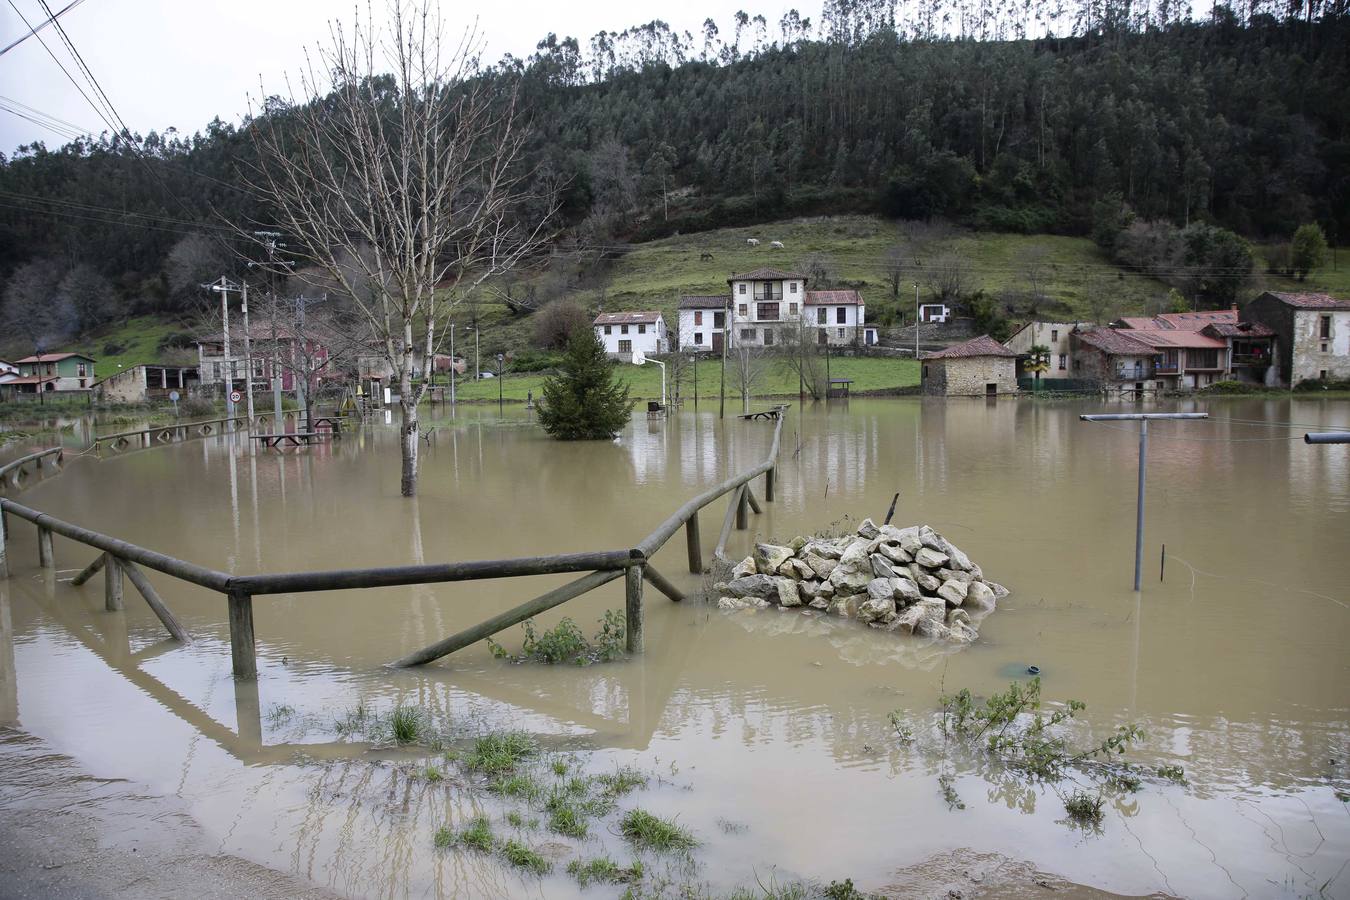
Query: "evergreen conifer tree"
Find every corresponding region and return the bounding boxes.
[538,328,633,439]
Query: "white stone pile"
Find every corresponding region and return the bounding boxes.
[713,519,1008,644]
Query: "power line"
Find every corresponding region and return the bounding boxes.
[3,0,119,136]
[0,0,87,57]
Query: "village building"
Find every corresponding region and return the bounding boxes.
[1004,321,1085,381]
[727,267,807,349]
[0,359,17,383]
[95,364,201,403]
[920,335,1018,397]
[1199,320,1278,385]
[594,312,668,360]
[804,288,865,347]
[196,325,332,396]
[676,296,728,352]
[1111,309,1234,391]
[918,302,952,324]
[1243,291,1350,385]
[11,352,97,394]
[1070,327,1160,397]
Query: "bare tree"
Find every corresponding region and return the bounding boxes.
[532,299,590,350]
[732,345,770,413]
[924,252,971,307]
[1,259,68,353]
[243,1,553,496]
[776,323,827,400]
[1018,245,1051,318]
[796,251,836,288]
[881,244,908,298]
[165,233,236,314]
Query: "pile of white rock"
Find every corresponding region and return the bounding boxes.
[713,519,1008,644]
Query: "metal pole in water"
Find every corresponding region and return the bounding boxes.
[1304,432,1350,444]
[1134,418,1147,592]
[1079,412,1208,592]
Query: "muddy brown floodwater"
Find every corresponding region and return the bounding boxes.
[1,397,1348,898]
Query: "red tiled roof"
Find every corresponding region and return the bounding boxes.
[727,267,805,282]
[593,312,663,325]
[1203,321,1275,338]
[1073,328,1158,356]
[1127,329,1227,350]
[1263,291,1350,310]
[1115,310,1237,331]
[15,352,96,363]
[804,290,862,306]
[921,335,1017,360]
[678,295,727,309]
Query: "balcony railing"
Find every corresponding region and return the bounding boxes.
[1154,363,1179,375]
[1115,367,1150,381]
[1232,353,1270,366]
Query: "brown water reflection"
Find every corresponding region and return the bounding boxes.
[1,397,1348,898]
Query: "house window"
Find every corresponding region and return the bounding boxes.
[78,379,86,388]
[694,332,703,345]
[1320,315,1332,339]
[213,363,222,380]
[763,329,775,346]
[77,362,88,377]
[694,311,703,326]
[253,359,266,378]
[738,283,747,295]
[638,323,646,335]
[1058,354,1066,370]
[738,304,748,317]
[789,303,798,316]
[789,282,798,294]
[816,308,827,325]
[46,364,55,375]
[714,311,725,328]
[1073,359,1081,371]
[756,303,780,321]
[740,328,756,341]
[1321,369,1328,380]
[836,307,846,324]
[1051,329,1059,342]
[604,325,612,335]
[619,340,632,353]
[621,324,629,335]
[837,328,845,339]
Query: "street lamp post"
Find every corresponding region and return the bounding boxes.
[914,282,921,363]
[690,354,698,410]
[496,353,504,413]
[631,351,666,407]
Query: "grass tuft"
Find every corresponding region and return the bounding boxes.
[488,772,542,800]
[464,731,537,775]
[547,802,588,839]
[457,817,494,852]
[1064,790,1105,825]
[499,839,550,875]
[433,826,454,849]
[389,705,425,744]
[566,856,644,886]
[423,766,444,783]
[597,765,648,797]
[618,808,698,853]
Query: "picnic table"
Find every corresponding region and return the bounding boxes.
[252,432,332,449]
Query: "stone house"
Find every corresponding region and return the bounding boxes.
[594,312,668,360]
[1199,320,1278,386]
[1111,310,1234,391]
[920,335,1018,396]
[1004,320,1086,380]
[196,324,332,395]
[681,268,866,351]
[1070,327,1160,397]
[1243,291,1350,385]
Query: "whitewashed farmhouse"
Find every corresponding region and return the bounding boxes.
[594,312,668,360]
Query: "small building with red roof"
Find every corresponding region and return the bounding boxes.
[920,335,1018,397]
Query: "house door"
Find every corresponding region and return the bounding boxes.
[711,332,723,352]
[817,330,828,346]
[985,383,997,397]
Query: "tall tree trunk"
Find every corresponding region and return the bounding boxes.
[401,373,420,497]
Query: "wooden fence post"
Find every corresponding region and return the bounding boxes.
[685,513,702,574]
[625,565,644,654]
[736,488,748,530]
[765,466,775,502]
[104,554,124,611]
[37,526,53,570]
[0,510,7,579]
[227,591,257,680]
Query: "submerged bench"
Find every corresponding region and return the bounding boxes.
[252,432,333,448]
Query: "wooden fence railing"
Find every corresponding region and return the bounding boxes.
[0,446,64,493]
[90,416,248,454]
[0,409,786,680]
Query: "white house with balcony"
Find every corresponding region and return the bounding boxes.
[723,267,865,348]
[594,312,668,360]
[677,296,728,352]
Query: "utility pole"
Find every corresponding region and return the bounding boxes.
[240,281,256,424]
[719,297,728,419]
[449,324,456,407]
[913,282,920,364]
[205,277,238,419]
[475,328,480,382]
[251,231,291,431]
[1080,413,1208,591]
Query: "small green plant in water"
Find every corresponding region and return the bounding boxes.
[487,611,626,665]
[597,765,648,797]
[567,856,644,886]
[433,826,454,848]
[1157,764,1187,785]
[464,731,537,775]
[619,809,698,853]
[488,772,542,800]
[938,772,965,810]
[499,839,550,875]
[423,766,444,783]
[1064,790,1106,825]
[548,802,588,838]
[457,817,494,852]
[389,705,425,744]
[551,759,569,777]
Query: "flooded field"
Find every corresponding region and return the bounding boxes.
[2,397,1348,898]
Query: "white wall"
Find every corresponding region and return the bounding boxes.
[595,318,666,356]
[1006,322,1079,376]
[1292,310,1350,382]
[677,309,725,351]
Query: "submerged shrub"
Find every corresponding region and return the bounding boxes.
[464,731,537,775]
[618,809,698,852]
[487,611,626,665]
[1064,790,1105,825]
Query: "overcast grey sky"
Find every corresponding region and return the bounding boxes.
[1,0,800,154]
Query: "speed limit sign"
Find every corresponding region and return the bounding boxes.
[230,390,242,403]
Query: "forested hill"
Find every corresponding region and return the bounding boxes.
[1,3,1348,337]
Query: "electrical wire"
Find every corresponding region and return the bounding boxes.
[0,0,86,57]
